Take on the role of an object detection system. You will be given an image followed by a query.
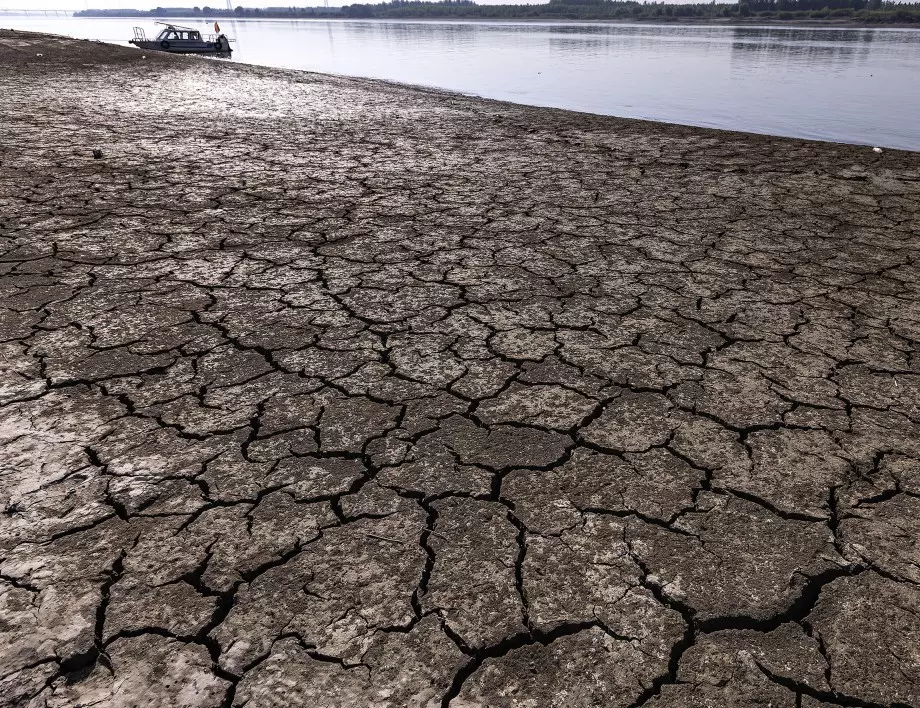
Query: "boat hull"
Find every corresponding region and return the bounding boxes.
[129,39,230,55]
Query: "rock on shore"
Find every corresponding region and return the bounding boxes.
[1,29,919,708]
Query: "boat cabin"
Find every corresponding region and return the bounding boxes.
[156,27,203,42]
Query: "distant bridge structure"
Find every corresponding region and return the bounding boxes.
[0,8,73,15]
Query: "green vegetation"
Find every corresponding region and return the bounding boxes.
[74,0,920,24]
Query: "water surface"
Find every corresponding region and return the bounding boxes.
[6,16,920,150]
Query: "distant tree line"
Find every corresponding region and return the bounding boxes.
[340,0,920,22]
[75,0,920,23]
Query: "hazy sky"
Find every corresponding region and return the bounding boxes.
[1,0,550,8]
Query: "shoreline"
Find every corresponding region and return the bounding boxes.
[2,28,917,152]
[2,30,919,708]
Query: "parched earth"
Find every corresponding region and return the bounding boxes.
[1,29,919,708]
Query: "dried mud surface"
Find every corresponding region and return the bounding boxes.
[2,29,920,708]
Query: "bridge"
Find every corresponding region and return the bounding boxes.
[0,9,73,15]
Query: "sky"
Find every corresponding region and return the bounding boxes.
[1,0,551,8]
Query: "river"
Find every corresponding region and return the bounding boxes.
[4,15,920,150]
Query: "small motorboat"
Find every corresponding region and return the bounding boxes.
[130,22,233,55]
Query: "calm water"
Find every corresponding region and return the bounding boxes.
[6,16,920,150]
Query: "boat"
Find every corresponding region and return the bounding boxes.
[129,22,233,55]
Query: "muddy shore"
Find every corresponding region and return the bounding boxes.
[2,29,920,708]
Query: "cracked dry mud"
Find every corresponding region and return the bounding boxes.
[1,29,920,708]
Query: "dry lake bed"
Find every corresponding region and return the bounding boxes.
[1,29,919,708]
